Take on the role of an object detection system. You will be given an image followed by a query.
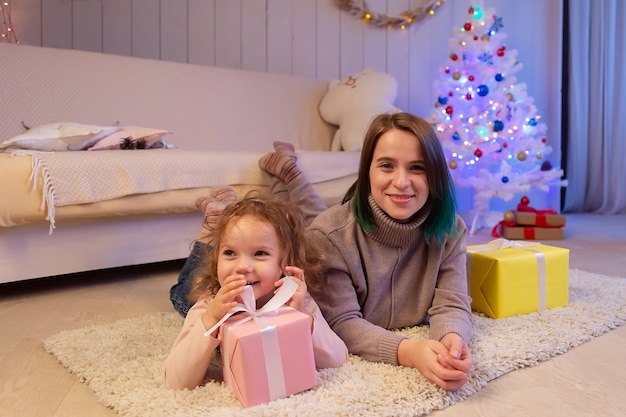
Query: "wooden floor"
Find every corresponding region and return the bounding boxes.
[1,213,625,417]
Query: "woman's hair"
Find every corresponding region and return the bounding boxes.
[187,193,326,303]
[342,112,458,245]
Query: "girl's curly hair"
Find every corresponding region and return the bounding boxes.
[187,193,326,304]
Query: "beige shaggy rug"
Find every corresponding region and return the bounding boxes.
[43,269,626,417]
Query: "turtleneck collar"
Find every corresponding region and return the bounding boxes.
[365,194,431,247]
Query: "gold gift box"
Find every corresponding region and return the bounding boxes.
[467,240,569,318]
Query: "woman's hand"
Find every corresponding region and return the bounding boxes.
[275,266,316,315]
[201,274,246,337]
[438,332,473,374]
[398,338,469,391]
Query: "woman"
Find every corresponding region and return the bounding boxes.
[259,112,473,391]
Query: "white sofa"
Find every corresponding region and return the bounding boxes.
[0,43,359,283]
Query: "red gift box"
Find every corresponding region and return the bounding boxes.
[205,277,317,407]
[501,225,564,240]
[515,199,566,228]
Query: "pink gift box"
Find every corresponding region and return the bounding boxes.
[220,308,318,407]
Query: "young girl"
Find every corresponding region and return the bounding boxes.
[260,112,473,392]
[162,195,348,390]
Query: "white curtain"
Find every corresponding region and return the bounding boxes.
[563,0,626,214]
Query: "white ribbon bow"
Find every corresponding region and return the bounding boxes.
[483,237,542,249]
[204,276,299,337]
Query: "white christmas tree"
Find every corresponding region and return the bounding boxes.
[431,1,566,226]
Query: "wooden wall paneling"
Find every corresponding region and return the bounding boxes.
[160,0,188,63]
[315,0,340,81]
[215,0,241,69]
[241,0,267,72]
[385,0,410,111]
[363,0,388,74]
[291,0,317,78]
[72,0,103,53]
[267,0,293,75]
[407,6,436,117]
[131,0,161,59]
[188,0,215,66]
[103,0,132,56]
[11,0,42,46]
[41,0,72,49]
[338,1,365,77]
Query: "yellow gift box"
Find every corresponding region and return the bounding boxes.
[466,238,569,319]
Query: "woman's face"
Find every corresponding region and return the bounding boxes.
[216,214,284,306]
[368,128,429,222]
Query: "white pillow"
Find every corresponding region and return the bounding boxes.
[0,122,120,151]
[88,126,172,150]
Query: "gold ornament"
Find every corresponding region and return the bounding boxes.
[536,153,543,159]
[504,210,515,222]
[452,70,461,80]
[507,92,514,101]
[481,34,489,41]
[448,160,457,169]
[517,151,527,161]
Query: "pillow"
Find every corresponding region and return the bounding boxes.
[0,122,120,152]
[88,126,172,150]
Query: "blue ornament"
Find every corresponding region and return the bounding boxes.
[477,84,489,96]
[452,132,460,140]
[495,73,504,82]
[478,53,494,65]
[489,16,504,34]
[438,96,448,105]
[501,176,509,183]
[528,118,538,126]
[493,120,504,132]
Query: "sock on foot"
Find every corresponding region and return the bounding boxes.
[259,141,302,184]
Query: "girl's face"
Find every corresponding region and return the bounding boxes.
[216,214,284,306]
[369,128,430,222]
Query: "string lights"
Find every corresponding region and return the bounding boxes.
[336,0,447,30]
[1,0,18,43]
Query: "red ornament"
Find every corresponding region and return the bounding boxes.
[542,137,547,143]
[497,49,505,57]
[448,91,453,97]
[466,93,472,100]
[445,106,454,115]
[445,67,450,73]
[474,149,483,158]
[520,196,530,206]
[473,35,478,41]
[502,142,508,148]
[450,53,458,61]
[464,23,472,31]
[469,7,474,14]
[468,75,475,82]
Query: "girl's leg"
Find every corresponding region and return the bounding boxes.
[169,186,236,316]
[259,141,327,226]
[170,241,209,317]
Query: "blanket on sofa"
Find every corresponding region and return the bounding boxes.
[13,149,360,233]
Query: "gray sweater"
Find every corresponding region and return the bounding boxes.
[306,196,472,365]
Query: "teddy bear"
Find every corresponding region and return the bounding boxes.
[319,67,402,152]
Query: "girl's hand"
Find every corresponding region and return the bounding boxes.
[275,266,316,315]
[201,274,246,336]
